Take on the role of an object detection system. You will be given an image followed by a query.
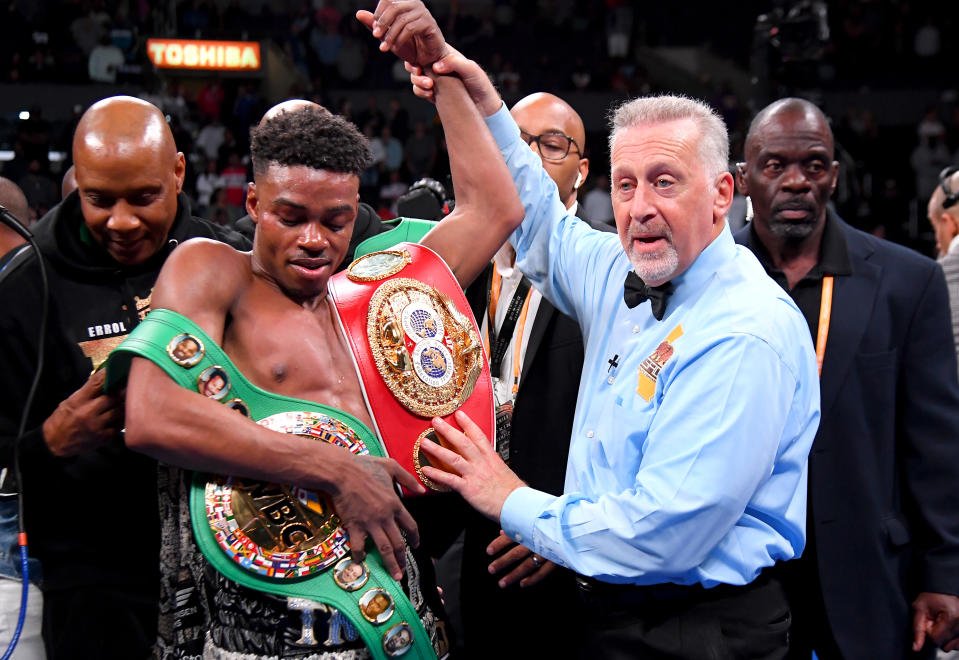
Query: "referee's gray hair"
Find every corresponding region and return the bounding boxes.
[608,95,729,180]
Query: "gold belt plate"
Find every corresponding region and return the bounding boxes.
[367,278,483,418]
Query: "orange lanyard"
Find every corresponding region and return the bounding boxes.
[815,276,833,377]
[484,268,534,394]
[509,290,532,394]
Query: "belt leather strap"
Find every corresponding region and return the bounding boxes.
[105,309,434,660]
[329,242,495,495]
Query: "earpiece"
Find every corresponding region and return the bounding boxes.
[574,172,583,189]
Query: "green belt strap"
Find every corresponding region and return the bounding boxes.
[354,217,435,259]
[105,308,435,660]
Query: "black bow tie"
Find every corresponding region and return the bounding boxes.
[623,271,674,320]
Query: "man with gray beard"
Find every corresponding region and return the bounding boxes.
[734,97,959,657]
[367,5,822,652]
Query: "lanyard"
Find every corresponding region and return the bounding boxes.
[483,267,533,386]
[815,275,833,377]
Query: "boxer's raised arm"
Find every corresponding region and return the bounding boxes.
[418,72,524,287]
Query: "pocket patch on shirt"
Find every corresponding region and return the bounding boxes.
[637,325,683,401]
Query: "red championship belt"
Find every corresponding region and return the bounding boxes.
[328,243,495,496]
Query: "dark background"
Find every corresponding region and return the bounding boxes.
[2,0,956,254]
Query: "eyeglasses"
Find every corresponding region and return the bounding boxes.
[520,130,582,162]
[939,166,959,209]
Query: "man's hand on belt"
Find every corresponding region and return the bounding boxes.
[486,529,556,589]
[422,410,525,521]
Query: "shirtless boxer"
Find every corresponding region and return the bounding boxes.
[122,69,522,657]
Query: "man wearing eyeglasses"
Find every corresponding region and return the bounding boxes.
[451,92,612,657]
[928,167,959,377]
[735,98,959,657]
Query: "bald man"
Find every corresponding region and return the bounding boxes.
[0,176,30,258]
[448,92,612,658]
[735,98,959,657]
[232,99,391,267]
[0,96,249,659]
[0,175,45,660]
[928,167,959,376]
[60,165,77,199]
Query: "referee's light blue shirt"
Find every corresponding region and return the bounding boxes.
[486,104,820,588]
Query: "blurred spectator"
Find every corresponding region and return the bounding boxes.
[919,106,947,141]
[194,158,223,217]
[405,121,436,180]
[378,170,408,218]
[207,187,235,226]
[367,122,386,171]
[70,8,104,57]
[108,3,136,56]
[571,57,591,91]
[219,152,247,214]
[912,135,952,204]
[197,78,225,122]
[196,117,227,162]
[25,43,56,81]
[335,23,367,86]
[913,16,940,59]
[310,19,343,82]
[216,128,241,165]
[156,82,192,128]
[495,59,521,94]
[168,115,194,165]
[179,0,212,37]
[386,98,410,142]
[606,2,633,57]
[88,34,124,83]
[232,84,264,142]
[61,165,77,199]
[582,174,614,227]
[380,126,403,173]
[17,159,58,219]
[356,95,384,135]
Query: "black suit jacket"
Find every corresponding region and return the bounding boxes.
[451,209,612,657]
[735,214,959,658]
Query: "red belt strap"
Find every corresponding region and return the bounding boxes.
[328,242,495,495]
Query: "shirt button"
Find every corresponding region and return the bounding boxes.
[586,430,594,438]
[515,533,523,542]
[607,376,615,384]
[633,325,640,333]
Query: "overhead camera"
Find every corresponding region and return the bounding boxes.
[755,0,829,63]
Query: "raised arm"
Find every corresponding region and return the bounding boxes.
[357,3,524,287]
[123,239,423,577]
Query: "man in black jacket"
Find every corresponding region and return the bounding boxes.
[734,97,959,658]
[0,96,249,659]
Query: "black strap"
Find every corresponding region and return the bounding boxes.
[487,273,532,378]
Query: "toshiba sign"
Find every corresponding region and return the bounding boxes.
[146,39,261,71]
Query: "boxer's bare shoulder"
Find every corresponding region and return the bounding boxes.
[152,237,253,344]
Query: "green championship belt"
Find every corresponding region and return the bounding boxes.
[105,309,434,659]
[354,217,435,258]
